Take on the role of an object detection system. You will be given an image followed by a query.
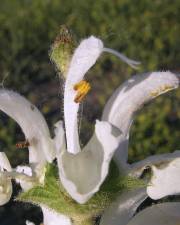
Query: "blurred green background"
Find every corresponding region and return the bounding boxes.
[0,0,179,224]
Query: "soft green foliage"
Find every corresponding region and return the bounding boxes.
[0,0,179,167]
[17,162,146,221]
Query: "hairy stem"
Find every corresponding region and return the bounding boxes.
[73,217,94,225]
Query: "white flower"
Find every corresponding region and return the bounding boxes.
[56,36,142,204]
[0,36,139,209]
[99,70,180,225]
[102,70,180,197]
[57,36,180,207]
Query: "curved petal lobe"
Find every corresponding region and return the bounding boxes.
[129,150,180,177]
[0,152,11,171]
[102,72,180,166]
[0,89,55,163]
[147,157,180,199]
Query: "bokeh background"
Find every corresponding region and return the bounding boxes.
[0,0,179,224]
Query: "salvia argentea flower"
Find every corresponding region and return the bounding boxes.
[0,32,179,225]
[58,35,141,204]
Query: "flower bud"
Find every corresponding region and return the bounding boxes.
[50,25,75,78]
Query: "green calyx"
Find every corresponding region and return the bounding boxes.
[49,25,75,78]
[17,162,146,224]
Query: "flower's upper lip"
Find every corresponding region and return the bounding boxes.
[0,89,55,164]
[102,71,180,136]
[63,36,141,155]
[102,71,180,168]
[64,36,104,154]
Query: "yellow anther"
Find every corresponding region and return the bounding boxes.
[73,80,91,103]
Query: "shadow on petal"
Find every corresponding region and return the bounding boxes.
[100,188,147,225]
[127,202,180,225]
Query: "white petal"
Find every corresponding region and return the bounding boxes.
[113,136,130,170]
[64,36,103,154]
[0,89,55,163]
[16,165,33,176]
[147,157,180,199]
[53,120,66,155]
[57,120,120,203]
[100,188,147,225]
[0,152,12,171]
[0,174,12,206]
[0,152,12,205]
[16,165,34,191]
[26,221,35,225]
[102,72,180,166]
[127,202,180,225]
[42,207,72,225]
[15,162,47,191]
[129,150,180,177]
